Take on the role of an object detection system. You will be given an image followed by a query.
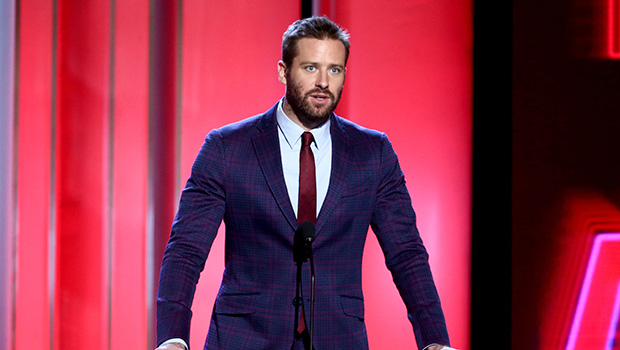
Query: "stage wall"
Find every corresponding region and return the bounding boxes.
[5,1,472,349]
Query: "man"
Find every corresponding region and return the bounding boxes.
[156,16,452,350]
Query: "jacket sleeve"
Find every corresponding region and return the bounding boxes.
[156,129,227,347]
[370,133,450,349]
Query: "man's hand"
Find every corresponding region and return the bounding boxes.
[155,344,185,350]
[426,345,457,350]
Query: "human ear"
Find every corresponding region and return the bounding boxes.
[277,60,287,85]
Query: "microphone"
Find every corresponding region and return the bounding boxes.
[294,221,315,263]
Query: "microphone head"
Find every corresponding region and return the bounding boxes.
[294,221,316,263]
[298,221,315,244]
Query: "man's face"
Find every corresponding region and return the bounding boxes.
[278,38,346,130]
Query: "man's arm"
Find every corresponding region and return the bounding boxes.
[370,133,451,349]
[156,130,227,345]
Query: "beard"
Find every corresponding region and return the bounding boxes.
[285,75,343,126]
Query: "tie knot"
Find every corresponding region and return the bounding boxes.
[302,132,314,148]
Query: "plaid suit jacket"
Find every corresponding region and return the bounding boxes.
[156,102,450,349]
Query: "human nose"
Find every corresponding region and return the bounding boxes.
[315,70,328,89]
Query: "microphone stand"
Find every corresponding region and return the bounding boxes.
[308,243,315,350]
[292,222,316,350]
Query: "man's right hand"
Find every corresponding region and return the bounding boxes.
[155,342,186,350]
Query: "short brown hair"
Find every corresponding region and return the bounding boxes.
[282,16,351,68]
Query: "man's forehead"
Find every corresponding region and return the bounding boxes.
[293,38,346,64]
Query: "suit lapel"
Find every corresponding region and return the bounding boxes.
[315,115,350,235]
[251,106,298,230]
[252,108,352,234]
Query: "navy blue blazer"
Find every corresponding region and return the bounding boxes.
[157,102,450,349]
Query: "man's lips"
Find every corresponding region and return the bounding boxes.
[308,92,332,103]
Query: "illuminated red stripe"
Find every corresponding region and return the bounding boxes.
[15,1,54,349]
[110,0,150,348]
[53,0,111,348]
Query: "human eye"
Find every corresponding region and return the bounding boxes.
[304,65,316,72]
[330,67,342,74]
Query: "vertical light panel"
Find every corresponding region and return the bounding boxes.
[148,1,180,348]
[179,1,299,348]
[54,0,111,348]
[110,0,150,348]
[0,1,16,349]
[329,1,472,348]
[15,1,54,349]
[313,0,336,18]
[609,0,620,57]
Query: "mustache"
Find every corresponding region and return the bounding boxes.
[305,88,334,99]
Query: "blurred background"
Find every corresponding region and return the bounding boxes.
[513,0,620,349]
[2,1,473,349]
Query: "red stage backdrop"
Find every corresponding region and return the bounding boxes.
[8,1,471,349]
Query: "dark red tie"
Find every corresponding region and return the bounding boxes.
[298,132,316,225]
[297,131,315,335]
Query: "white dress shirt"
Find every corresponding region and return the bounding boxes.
[276,98,332,218]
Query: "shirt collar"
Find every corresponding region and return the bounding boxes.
[276,98,331,150]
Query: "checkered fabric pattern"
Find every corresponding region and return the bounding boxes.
[156,102,450,350]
